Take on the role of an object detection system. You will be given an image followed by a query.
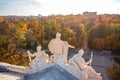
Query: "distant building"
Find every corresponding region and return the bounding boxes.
[38,14,45,18]
[83,12,97,16]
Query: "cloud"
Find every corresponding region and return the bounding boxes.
[0,0,27,10]
[29,0,41,6]
[0,0,42,15]
[0,0,41,10]
[0,0,119,16]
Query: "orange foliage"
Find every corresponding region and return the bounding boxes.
[0,14,120,66]
[0,17,4,22]
[22,24,28,31]
[105,34,120,50]
[92,38,105,50]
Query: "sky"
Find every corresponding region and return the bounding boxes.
[0,0,120,16]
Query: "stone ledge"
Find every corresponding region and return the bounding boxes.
[0,62,25,73]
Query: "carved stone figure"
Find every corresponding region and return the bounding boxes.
[70,49,102,80]
[26,46,52,74]
[48,32,64,54]
[27,46,47,65]
[48,32,75,64]
[25,33,102,80]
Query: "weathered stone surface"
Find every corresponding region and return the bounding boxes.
[0,71,24,80]
[0,62,9,72]
[25,64,79,80]
[0,62,25,73]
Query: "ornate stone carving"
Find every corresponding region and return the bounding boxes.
[25,33,102,80]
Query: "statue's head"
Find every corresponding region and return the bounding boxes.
[78,49,84,56]
[37,46,41,52]
[56,32,61,38]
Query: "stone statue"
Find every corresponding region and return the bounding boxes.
[26,46,52,74]
[25,33,102,80]
[70,49,102,80]
[27,46,48,66]
[48,32,75,64]
[48,32,64,54]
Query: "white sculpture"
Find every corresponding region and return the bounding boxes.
[25,33,102,80]
[48,32,64,54]
[70,49,102,80]
[27,46,48,65]
[48,32,75,64]
[26,46,53,74]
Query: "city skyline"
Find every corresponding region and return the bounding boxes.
[0,0,120,16]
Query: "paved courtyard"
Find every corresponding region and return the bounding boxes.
[83,53,116,80]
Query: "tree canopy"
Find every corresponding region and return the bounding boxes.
[0,14,120,65]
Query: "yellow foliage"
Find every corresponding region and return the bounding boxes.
[80,24,85,31]
[22,24,28,31]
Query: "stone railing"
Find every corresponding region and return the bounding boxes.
[0,62,25,73]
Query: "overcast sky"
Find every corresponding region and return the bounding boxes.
[0,0,120,16]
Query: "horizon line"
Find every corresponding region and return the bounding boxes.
[0,11,120,16]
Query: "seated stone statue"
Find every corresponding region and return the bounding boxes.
[26,46,52,74]
[70,49,102,80]
[27,46,48,66]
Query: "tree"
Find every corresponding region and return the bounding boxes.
[105,34,120,51]
[92,38,105,50]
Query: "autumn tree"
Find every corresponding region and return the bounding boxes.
[105,34,120,51]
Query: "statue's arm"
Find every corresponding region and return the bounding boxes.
[68,44,75,48]
[86,52,93,65]
[27,51,36,63]
[27,51,36,57]
[86,59,92,65]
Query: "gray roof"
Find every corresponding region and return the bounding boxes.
[25,65,79,80]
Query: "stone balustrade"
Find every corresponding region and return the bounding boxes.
[0,62,25,73]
